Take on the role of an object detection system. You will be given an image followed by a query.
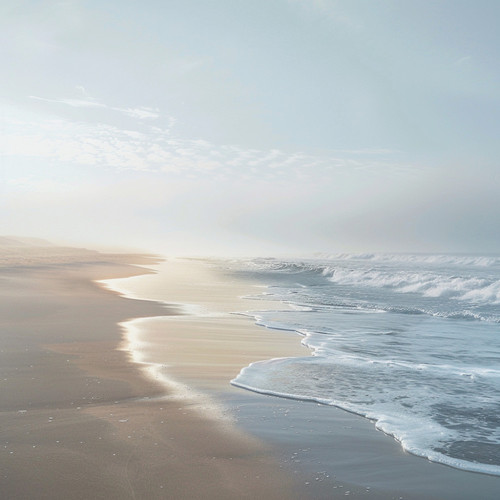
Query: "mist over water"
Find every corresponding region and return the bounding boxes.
[230,253,500,475]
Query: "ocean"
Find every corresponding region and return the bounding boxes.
[229,253,500,476]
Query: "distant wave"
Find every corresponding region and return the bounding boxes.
[247,256,500,306]
[319,253,499,267]
[324,267,500,304]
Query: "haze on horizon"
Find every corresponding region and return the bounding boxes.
[1,0,499,256]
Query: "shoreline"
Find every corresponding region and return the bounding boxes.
[2,248,500,499]
[105,257,500,499]
[0,248,307,499]
[100,258,310,418]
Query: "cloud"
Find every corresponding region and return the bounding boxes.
[29,94,160,120]
[454,55,472,66]
[3,100,488,255]
[29,95,104,108]
[120,107,161,120]
[1,106,413,182]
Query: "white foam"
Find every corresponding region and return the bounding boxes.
[232,356,500,476]
[229,255,500,476]
[460,280,500,304]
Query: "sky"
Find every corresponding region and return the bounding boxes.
[1,0,499,256]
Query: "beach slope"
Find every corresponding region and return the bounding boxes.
[0,244,304,499]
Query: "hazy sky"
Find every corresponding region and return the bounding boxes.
[1,0,499,255]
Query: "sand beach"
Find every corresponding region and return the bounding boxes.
[1,244,500,499]
[0,245,301,499]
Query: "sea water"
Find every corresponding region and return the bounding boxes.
[229,253,500,475]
